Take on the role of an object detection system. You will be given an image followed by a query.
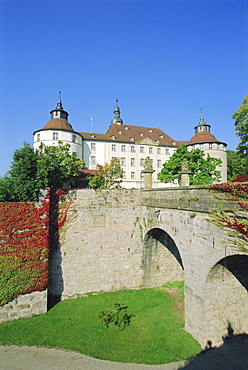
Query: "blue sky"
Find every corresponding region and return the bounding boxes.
[0,0,247,176]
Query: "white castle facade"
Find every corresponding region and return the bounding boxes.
[33,95,227,188]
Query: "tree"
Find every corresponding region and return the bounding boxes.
[232,95,248,156]
[36,142,85,188]
[87,158,123,189]
[0,142,85,202]
[158,145,222,185]
[227,150,248,180]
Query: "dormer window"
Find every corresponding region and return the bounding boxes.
[118,130,122,134]
[125,126,129,130]
[148,129,153,132]
[140,132,144,136]
[91,134,95,138]
[172,141,176,145]
[130,137,134,141]
[111,135,116,140]
[160,134,164,138]
[156,140,160,144]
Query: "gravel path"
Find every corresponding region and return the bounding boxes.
[1,335,248,370]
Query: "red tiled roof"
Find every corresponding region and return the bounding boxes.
[80,123,177,146]
[34,118,76,134]
[189,132,221,144]
[78,169,96,175]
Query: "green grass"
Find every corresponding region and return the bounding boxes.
[0,288,201,365]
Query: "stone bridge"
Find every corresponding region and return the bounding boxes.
[49,187,248,348]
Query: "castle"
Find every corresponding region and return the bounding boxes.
[33,94,227,187]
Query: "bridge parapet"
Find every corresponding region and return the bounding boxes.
[141,186,241,213]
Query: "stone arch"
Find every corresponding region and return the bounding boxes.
[142,227,184,288]
[205,254,248,346]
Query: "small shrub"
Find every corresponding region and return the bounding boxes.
[98,303,135,330]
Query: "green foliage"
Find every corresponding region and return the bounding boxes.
[37,142,85,188]
[0,142,85,202]
[163,281,185,289]
[98,303,135,330]
[232,95,248,156]
[87,157,123,189]
[158,145,222,185]
[227,150,248,180]
[0,288,201,364]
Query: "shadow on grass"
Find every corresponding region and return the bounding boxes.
[179,325,248,369]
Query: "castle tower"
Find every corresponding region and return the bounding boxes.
[33,92,83,159]
[186,110,227,182]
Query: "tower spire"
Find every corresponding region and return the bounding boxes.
[56,91,63,110]
[194,108,211,133]
[111,97,123,125]
[50,91,69,121]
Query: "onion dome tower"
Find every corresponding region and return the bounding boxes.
[33,92,83,159]
[111,98,123,125]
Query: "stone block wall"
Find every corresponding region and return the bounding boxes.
[0,290,47,323]
[47,187,247,348]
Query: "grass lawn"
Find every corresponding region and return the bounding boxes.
[0,287,202,365]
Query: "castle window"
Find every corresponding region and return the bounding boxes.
[131,172,136,179]
[140,146,144,153]
[121,145,126,152]
[209,143,212,150]
[149,147,153,154]
[122,171,126,179]
[157,147,161,154]
[72,135,77,143]
[121,157,126,166]
[217,143,220,150]
[131,158,135,167]
[53,132,58,140]
[192,145,195,150]
[200,144,204,150]
[37,134,40,142]
[111,144,116,151]
[157,159,162,168]
[131,146,136,153]
[91,143,96,150]
[140,158,144,167]
[90,156,96,165]
[166,148,170,155]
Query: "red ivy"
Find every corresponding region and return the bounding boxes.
[0,188,73,302]
[209,182,248,240]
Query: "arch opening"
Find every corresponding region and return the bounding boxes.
[205,254,248,346]
[143,228,184,288]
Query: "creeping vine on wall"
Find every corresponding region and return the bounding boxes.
[209,182,248,253]
[0,188,74,306]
